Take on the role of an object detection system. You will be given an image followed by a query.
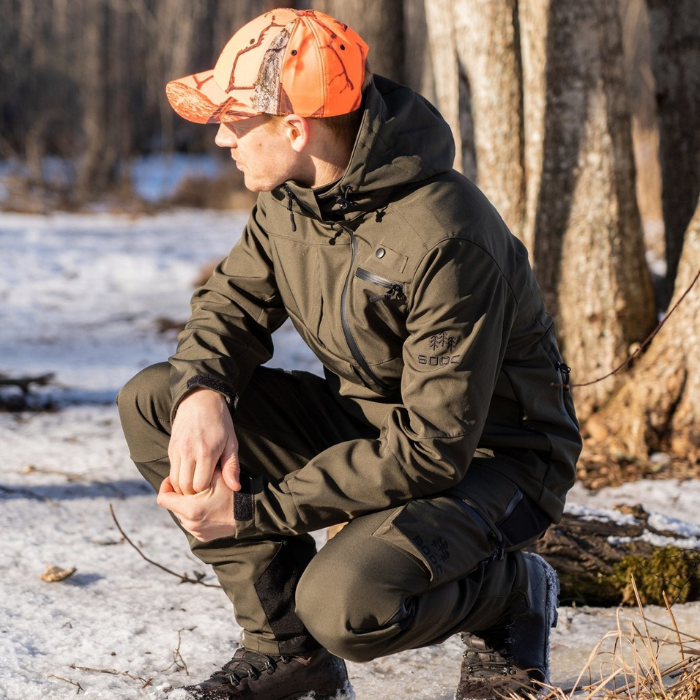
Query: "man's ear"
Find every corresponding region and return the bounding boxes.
[283,114,311,153]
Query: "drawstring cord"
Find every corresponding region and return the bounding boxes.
[283,184,297,232]
[334,184,354,212]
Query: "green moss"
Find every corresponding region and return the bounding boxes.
[613,546,700,605]
[557,547,700,607]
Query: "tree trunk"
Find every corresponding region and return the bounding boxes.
[519,0,656,419]
[423,0,476,179]
[402,0,435,103]
[586,195,700,464]
[425,0,656,419]
[77,0,108,198]
[646,0,700,306]
[314,0,405,84]
[426,0,524,237]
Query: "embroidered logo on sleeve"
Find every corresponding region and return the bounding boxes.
[418,333,460,366]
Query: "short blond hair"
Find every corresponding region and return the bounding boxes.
[264,59,373,149]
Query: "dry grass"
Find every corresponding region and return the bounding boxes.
[534,580,700,700]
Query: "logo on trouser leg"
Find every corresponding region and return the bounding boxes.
[412,534,449,577]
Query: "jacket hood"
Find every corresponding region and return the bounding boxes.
[276,75,456,222]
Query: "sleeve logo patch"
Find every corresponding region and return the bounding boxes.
[418,333,460,366]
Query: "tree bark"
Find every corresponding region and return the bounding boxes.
[425,0,656,419]
[77,0,108,197]
[646,0,700,305]
[426,0,524,236]
[402,0,434,103]
[519,0,656,419]
[586,195,700,464]
[423,0,476,179]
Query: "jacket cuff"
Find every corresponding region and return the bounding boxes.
[171,374,239,421]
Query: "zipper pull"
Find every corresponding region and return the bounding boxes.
[284,185,297,232]
[370,284,404,303]
[556,361,571,389]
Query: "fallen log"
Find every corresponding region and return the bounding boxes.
[0,372,54,394]
[0,372,55,410]
[530,503,700,606]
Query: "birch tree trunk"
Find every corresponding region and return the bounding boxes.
[646,0,700,305]
[587,196,700,463]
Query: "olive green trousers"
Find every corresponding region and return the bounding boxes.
[118,363,547,662]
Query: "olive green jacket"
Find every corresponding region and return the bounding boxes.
[169,76,582,539]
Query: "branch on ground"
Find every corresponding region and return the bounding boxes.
[109,504,222,588]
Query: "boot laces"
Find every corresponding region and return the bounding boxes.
[462,623,519,678]
[211,649,292,686]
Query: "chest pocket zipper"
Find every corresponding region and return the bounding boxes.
[356,268,405,303]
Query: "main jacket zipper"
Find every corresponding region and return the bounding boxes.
[356,268,405,303]
[340,227,392,392]
[282,185,392,393]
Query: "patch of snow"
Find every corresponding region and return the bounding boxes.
[566,479,700,527]
[563,502,640,526]
[0,210,322,408]
[647,512,700,538]
[608,532,700,550]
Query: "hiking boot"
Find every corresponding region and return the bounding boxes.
[455,552,560,700]
[169,646,353,700]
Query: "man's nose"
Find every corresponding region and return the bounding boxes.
[214,123,236,148]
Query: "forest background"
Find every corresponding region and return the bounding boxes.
[2,0,699,485]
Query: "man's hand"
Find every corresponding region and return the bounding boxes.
[157,470,235,542]
[168,388,241,495]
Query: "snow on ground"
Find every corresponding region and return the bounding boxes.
[1,211,698,699]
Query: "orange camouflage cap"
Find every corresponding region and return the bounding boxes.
[166,8,369,125]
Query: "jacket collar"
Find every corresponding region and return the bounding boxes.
[273,75,455,225]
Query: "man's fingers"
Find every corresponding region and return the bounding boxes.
[168,451,181,494]
[177,458,198,495]
[157,477,181,511]
[192,451,219,493]
[221,435,241,492]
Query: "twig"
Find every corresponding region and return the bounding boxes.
[48,675,83,694]
[160,628,189,675]
[568,267,700,387]
[69,664,152,687]
[109,504,221,588]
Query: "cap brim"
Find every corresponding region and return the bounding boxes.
[165,70,262,124]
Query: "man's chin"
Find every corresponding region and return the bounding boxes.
[243,177,279,193]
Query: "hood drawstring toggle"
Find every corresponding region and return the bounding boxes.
[334,185,354,212]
